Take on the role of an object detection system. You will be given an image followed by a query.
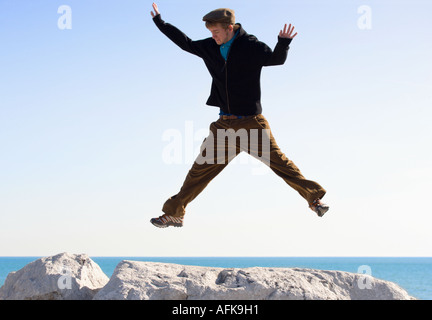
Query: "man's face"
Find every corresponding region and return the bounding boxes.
[207,24,233,45]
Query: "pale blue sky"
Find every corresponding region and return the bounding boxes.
[0,0,431,256]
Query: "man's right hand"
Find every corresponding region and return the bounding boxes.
[150,2,160,18]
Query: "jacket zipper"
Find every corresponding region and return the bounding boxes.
[225,60,231,114]
[222,31,239,115]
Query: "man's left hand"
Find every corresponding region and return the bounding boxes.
[279,23,298,39]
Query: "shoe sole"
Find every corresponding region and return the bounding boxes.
[150,219,183,228]
[316,206,329,217]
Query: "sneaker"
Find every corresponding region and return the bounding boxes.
[150,214,184,228]
[309,199,329,217]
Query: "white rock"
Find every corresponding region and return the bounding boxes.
[0,252,109,300]
[93,261,415,300]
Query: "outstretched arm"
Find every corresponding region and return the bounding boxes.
[262,23,298,66]
[150,2,205,57]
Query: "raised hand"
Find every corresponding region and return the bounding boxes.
[150,2,160,18]
[279,24,298,39]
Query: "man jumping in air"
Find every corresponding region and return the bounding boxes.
[150,3,329,228]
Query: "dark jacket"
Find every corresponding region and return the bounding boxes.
[153,14,292,116]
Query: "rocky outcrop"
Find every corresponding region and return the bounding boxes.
[0,253,415,300]
[93,260,414,300]
[0,253,109,300]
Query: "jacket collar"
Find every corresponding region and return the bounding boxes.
[234,23,246,38]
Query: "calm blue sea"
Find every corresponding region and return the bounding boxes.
[0,257,431,300]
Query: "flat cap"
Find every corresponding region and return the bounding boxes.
[202,8,235,25]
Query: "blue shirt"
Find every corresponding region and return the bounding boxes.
[220,30,239,61]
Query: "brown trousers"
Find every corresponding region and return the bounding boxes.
[163,114,326,218]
